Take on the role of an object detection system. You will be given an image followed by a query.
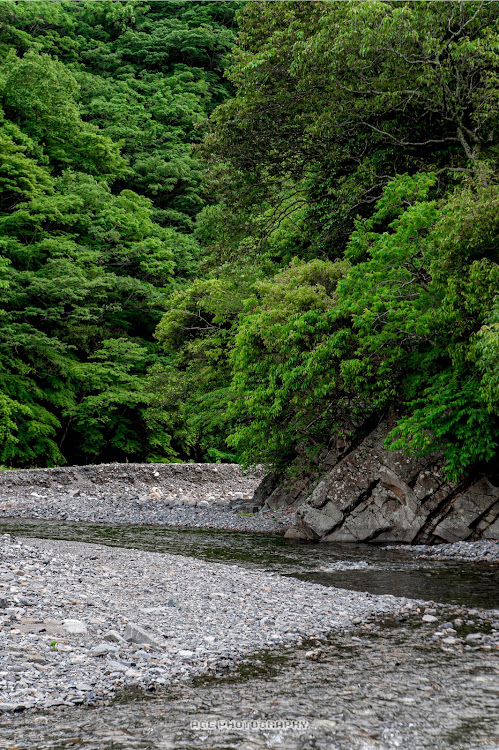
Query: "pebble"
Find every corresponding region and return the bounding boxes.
[63,619,87,635]
[103,630,124,643]
[391,540,499,565]
[123,622,163,649]
[441,636,459,645]
[0,534,414,713]
[466,633,484,643]
[305,648,323,661]
[90,644,114,657]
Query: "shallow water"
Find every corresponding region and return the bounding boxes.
[1,619,498,749]
[0,518,498,749]
[0,517,498,608]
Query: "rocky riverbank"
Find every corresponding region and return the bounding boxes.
[0,463,293,533]
[392,539,499,565]
[0,533,416,714]
[264,420,499,544]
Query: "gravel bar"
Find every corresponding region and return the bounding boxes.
[390,540,499,565]
[0,504,293,534]
[0,463,293,533]
[0,533,415,714]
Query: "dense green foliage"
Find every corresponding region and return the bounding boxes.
[0,0,237,465]
[159,0,499,480]
[228,173,499,479]
[1,1,498,479]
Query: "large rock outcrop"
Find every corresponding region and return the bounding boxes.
[255,421,499,543]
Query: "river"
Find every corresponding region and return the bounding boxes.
[0,519,497,749]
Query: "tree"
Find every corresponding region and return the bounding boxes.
[228,172,499,479]
[204,1,499,254]
[152,276,245,462]
[0,0,238,466]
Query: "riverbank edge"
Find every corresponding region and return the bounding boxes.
[1,511,498,565]
[389,539,499,565]
[0,534,418,715]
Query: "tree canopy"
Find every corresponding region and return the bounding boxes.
[0,0,237,465]
[162,0,499,479]
[1,1,498,480]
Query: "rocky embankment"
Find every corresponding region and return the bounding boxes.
[0,533,415,713]
[259,420,499,544]
[0,463,291,533]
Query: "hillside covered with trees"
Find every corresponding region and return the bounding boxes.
[1,0,498,483]
[0,0,237,464]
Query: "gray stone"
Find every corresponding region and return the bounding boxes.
[422,614,438,623]
[483,519,499,539]
[17,619,65,636]
[103,629,125,643]
[433,479,499,542]
[465,633,484,643]
[283,527,309,541]
[106,660,128,673]
[74,682,94,691]
[305,648,323,661]
[297,505,343,539]
[62,619,87,635]
[251,471,280,508]
[44,698,66,708]
[90,644,114,657]
[123,622,163,649]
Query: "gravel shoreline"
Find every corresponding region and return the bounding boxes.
[0,463,294,534]
[0,504,293,534]
[1,533,416,714]
[390,540,499,565]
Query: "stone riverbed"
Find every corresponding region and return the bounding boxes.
[0,461,498,748]
[1,597,498,749]
[0,463,293,533]
[0,533,419,714]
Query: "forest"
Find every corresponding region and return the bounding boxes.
[0,0,497,483]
